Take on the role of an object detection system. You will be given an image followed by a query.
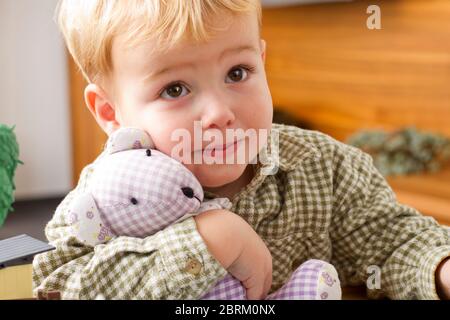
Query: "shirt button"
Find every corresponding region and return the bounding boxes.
[184,258,202,276]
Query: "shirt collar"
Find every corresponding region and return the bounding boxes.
[260,125,321,172]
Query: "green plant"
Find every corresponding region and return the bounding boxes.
[347,127,450,176]
[0,125,22,227]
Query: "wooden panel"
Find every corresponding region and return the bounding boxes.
[262,0,450,141]
[68,56,106,186]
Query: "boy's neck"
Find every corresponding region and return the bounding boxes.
[204,164,255,200]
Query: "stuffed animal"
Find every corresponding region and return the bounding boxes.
[68,127,341,300]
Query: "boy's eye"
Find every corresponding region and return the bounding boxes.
[160,83,189,100]
[226,66,249,83]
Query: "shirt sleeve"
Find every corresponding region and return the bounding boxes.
[32,162,228,300]
[328,142,450,300]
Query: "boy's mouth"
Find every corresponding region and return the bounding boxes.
[201,139,242,157]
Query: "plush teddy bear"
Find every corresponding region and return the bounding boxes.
[68,127,341,300]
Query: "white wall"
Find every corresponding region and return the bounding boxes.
[0,0,72,200]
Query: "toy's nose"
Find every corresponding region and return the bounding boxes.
[181,187,201,202]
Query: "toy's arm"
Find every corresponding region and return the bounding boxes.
[68,193,114,246]
[32,159,228,299]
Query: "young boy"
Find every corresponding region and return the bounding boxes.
[33,0,450,299]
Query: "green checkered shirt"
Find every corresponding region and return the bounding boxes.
[32,123,450,299]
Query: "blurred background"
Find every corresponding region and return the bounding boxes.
[0,0,449,242]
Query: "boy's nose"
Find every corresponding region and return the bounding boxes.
[206,119,232,130]
[201,99,236,130]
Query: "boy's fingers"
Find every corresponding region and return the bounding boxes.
[246,284,265,300]
[243,274,266,300]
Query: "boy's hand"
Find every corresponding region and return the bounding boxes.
[436,257,450,299]
[194,209,272,300]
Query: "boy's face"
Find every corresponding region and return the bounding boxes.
[97,12,273,188]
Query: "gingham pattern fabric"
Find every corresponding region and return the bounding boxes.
[201,259,341,300]
[89,148,204,237]
[33,123,450,299]
[200,274,246,300]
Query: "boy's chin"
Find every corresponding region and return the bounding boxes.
[195,163,248,188]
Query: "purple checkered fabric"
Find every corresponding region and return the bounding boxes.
[200,274,246,300]
[89,149,204,237]
[200,259,341,300]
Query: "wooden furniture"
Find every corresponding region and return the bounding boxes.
[67,60,106,185]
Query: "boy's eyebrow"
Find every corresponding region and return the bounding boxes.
[144,44,258,82]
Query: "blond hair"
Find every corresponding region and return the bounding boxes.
[56,0,262,84]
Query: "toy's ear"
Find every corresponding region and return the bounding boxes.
[105,127,155,155]
[68,193,113,247]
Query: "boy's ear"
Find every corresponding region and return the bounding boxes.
[260,39,266,64]
[84,84,121,136]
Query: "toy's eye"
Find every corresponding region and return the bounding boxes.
[181,187,194,199]
[146,149,151,157]
[130,198,138,205]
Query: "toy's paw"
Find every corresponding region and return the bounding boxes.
[267,259,342,300]
[105,127,154,154]
[68,193,113,246]
[200,274,246,300]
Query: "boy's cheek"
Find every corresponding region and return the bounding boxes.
[134,112,187,153]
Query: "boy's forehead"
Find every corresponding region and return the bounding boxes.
[112,12,260,76]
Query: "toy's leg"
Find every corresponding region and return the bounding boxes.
[267,259,342,300]
[200,274,247,300]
